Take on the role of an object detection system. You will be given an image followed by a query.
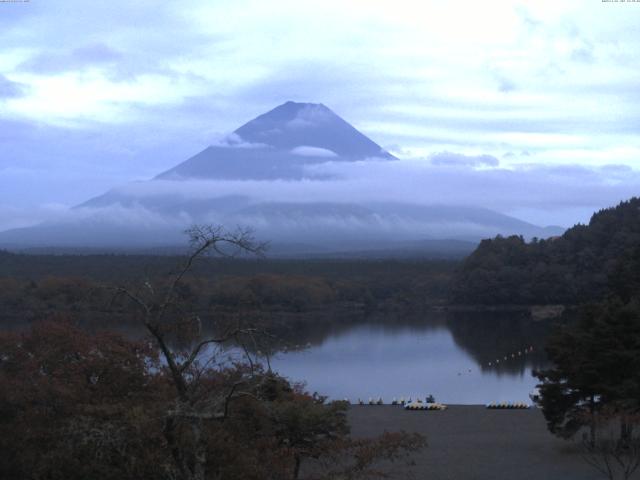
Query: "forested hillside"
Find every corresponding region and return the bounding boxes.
[451,197,640,305]
[0,253,455,330]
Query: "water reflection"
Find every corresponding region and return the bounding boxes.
[2,308,552,404]
[268,312,550,405]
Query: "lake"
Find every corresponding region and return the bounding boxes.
[2,308,551,405]
[264,312,551,405]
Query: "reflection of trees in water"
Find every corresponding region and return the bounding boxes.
[258,308,449,354]
[35,304,553,378]
[211,308,552,380]
[130,306,373,357]
[445,311,551,376]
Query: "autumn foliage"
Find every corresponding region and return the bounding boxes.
[0,321,424,480]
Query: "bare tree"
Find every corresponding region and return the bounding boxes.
[108,225,425,480]
[580,410,640,480]
[113,225,267,480]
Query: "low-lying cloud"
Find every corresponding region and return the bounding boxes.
[291,146,338,158]
[0,75,26,99]
[3,149,640,237]
[429,151,500,168]
[98,156,640,227]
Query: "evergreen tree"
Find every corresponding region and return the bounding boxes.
[452,197,640,305]
[535,299,640,444]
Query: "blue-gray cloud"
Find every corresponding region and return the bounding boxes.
[4,157,639,234]
[430,152,500,168]
[0,75,26,99]
[19,43,122,74]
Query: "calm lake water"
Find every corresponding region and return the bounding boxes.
[3,309,551,405]
[265,313,550,405]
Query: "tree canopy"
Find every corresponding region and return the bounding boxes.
[452,197,640,305]
[0,319,425,480]
[534,299,640,440]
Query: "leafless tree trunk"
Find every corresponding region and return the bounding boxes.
[113,225,267,480]
[581,412,640,480]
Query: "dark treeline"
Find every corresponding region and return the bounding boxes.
[0,250,456,282]
[445,197,640,468]
[451,197,640,305]
[0,252,455,330]
[525,205,640,469]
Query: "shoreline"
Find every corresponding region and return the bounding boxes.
[431,304,566,320]
[347,405,603,480]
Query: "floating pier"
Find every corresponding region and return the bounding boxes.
[486,402,530,409]
[404,402,447,411]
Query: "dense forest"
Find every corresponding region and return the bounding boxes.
[451,197,640,305]
[441,197,640,466]
[0,252,455,334]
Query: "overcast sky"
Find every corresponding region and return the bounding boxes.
[1,0,639,231]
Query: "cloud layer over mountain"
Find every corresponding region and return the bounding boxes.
[99,156,640,224]
[3,150,637,234]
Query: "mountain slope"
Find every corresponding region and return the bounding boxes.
[233,101,394,159]
[155,101,395,181]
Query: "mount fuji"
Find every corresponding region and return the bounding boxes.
[154,101,396,181]
[0,102,563,255]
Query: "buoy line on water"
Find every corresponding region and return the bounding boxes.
[345,345,538,408]
[487,345,535,367]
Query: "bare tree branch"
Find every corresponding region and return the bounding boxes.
[111,286,151,317]
[177,328,257,374]
[107,224,268,480]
